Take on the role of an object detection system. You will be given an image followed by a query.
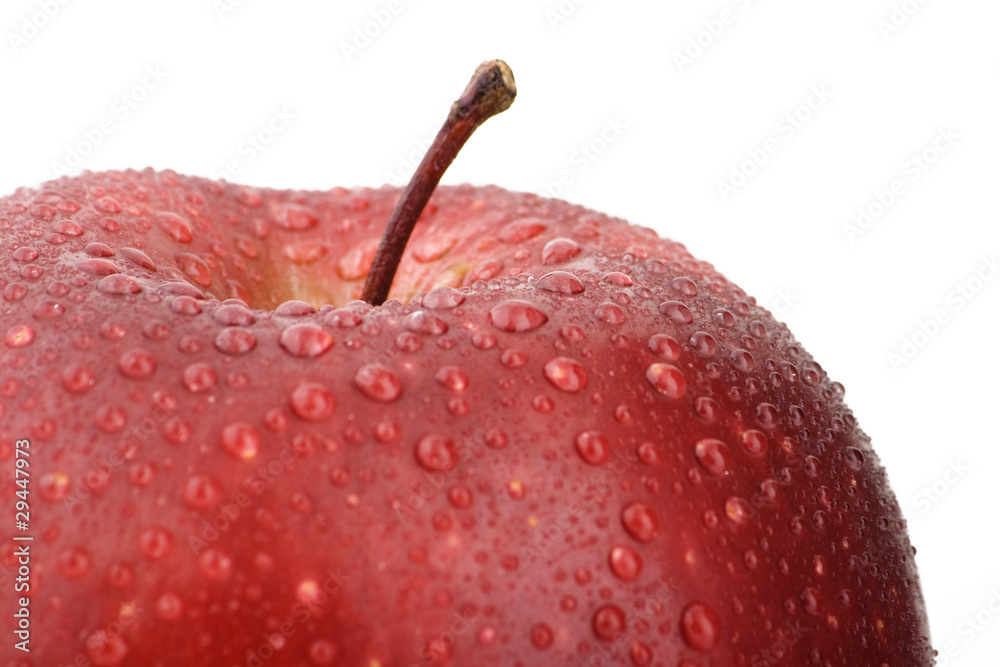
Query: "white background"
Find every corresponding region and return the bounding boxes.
[2,1,998,663]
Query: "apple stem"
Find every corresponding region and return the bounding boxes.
[361,60,517,306]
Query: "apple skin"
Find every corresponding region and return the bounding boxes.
[0,169,932,666]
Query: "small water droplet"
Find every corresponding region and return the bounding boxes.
[283,241,327,264]
[220,422,261,460]
[138,526,173,560]
[694,439,730,477]
[290,382,336,421]
[94,196,122,213]
[85,629,129,665]
[630,642,653,666]
[415,434,458,472]
[756,403,779,428]
[307,639,339,665]
[725,497,750,524]
[742,430,768,456]
[535,270,584,294]
[645,363,686,399]
[594,302,625,325]
[118,348,156,379]
[59,364,95,394]
[541,237,581,264]
[609,546,643,581]
[477,626,497,647]
[273,203,318,231]
[845,447,865,470]
[731,349,755,371]
[422,287,465,309]
[801,587,821,615]
[354,364,402,402]
[275,300,315,317]
[155,591,184,622]
[593,604,627,641]
[575,431,610,465]
[403,310,448,335]
[714,309,736,327]
[214,328,257,355]
[435,366,468,392]
[280,323,334,358]
[622,502,659,542]
[214,304,255,326]
[182,362,217,393]
[77,258,119,276]
[681,602,721,651]
[58,546,91,579]
[670,277,698,296]
[544,357,587,393]
[647,334,680,361]
[412,234,457,262]
[120,247,155,270]
[689,331,716,356]
[489,299,549,332]
[97,274,142,295]
[156,211,193,243]
[198,547,233,580]
[53,219,84,236]
[173,252,212,286]
[183,475,221,511]
[530,623,554,649]
[336,239,378,280]
[11,246,38,262]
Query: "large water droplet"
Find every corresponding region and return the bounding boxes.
[214,304,255,326]
[659,300,693,324]
[694,439,731,477]
[97,274,142,295]
[630,642,653,666]
[544,357,587,393]
[61,364,95,393]
[645,363,686,399]
[94,196,122,213]
[120,247,155,270]
[183,475,222,511]
[575,431,610,465]
[162,416,192,444]
[273,203,318,231]
[622,502,659,542]
[280,323,334,358]
[592,604,627,641]
[290,382,336,421]
[689,331,716,356]
[354,364,402,402]
[845,447,865,470]
[155,591,184,622]
[742,430,768,456]
[77,258,119,276]
[594,302,625,325]
[542,237,581,264]
[412,234,457,262]
[174,253,212,287]
[214,328,257,355]
[535,270,584,294]
[403,310,448,335]
[499,218,546,242]
[182,362,217,393]
[220,422,261,460]
[609,545,643,581]
[801,587,821,615]
[138,526,173,560]
[435,366,468,392]
[198,547,233,580]
[489,299,549,332]
[415,434,458,472]
[156,211,193,243]
[118,348,157,379]
[422,287,465,309]
[725,497,750,524]
[670,277,698,296]
[530,623,554,650]
[731,349,755,372]
[681,602,720,651]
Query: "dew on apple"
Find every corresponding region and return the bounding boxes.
[220,422,261,460]
[61,364,95,393]
[353,363,402,402]
[659,300,694,324]
[336,239,378,280]
[609,545,643,581]
[541,237,582,265]
[12,246,39,261]
[38,470,70,501]
[283,240,328,264]
[279,323,334,358]
[54,218,83,235]
[307,638,339,665]
[488,299,549,332]
[85,629,128,665]
[594,301,626,325]
[534,270,584,295]
[138,526,174,560]
[543,356,588,393]
[153,592,184,623]
[94,404,127,433]
[694,438,731,477]
[435,365,468,392]
[57,546,91,579]
[289,381,336,421]
[689,331,716,356]
[530,622,554,649]
[725,496,750,524]
[77,258,118,276]
[500,349,526,368]
[97,274,142,295]
[118,348,157,379]
[181,362,217,393]
[198,547,233,581]
[645,362,687,399]
[755,402,779,428]
[213,303,255,326]
[411,233,458,262]
[183,474,222,511]
[421,286,466,309]
[415,433,458,472]
[403,310,449,335]
[670,276,698,296]
[213,327,257,355]
[680,601,720,652]
[592,603,627,641]
[647,333,680,361]
[4,283,28,301]
[621,502,659,542]
[575,430,610,465]
[272,203,318,231]
[844,446,865,470]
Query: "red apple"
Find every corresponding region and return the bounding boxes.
[0,61,931,666]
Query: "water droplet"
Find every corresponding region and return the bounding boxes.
[162,416,192,444]
[336,239,378,280]
[403,310,448,335]
[477,626,497,647]
[630,642,653,666]
[435,366,468,392]
[544,357,587,393]
[689,331,716,356]
[85,629,129,665]
[290,382,336,421]
[275,300,315,317]
[182,363,217,393]
[542,237,581,264]
[118,348,156,379]
[415,434,457,472]
[412,234,457,262]
[57,546,91,579]
[756,403,779,428]
[4,284,28,302]
[120,247,155,270]
[694,439,731,477]
[220,422,261,460]
[530,623,554,649]
[307,639,339,665]
[280,323,334,358]
[622,502,659,542]
[670,277,698,296]
[742,430,768,456]
[725,497,750,524]
[199,547,233,580]
[174,252,212,287]
[489,299,549,332]
[94,196,122,213]
[499,218,546,242]
[12,247,39,262]
[593,604,627,641]
[61,364,95,393]
[647,334,680,360]
[448,485,474,509]
[603,271,633,286]
[609,546,643,581]
[183,475,221,511]
[472,331,497,350]
[273,203,318,231]
[485,429,508,449]
[214,304,255,326]
[155,591,184,622]
[535,270,584,294]
[645,363,686,399]
[845,447,865,470]
[97,274,142,295]
[138,526,173,560]
[283,241,327,264]
[77,258,119,276]
[681,602,720,651]
[353,364,402,402]
[659,300,693,324]
[575,431,610,465]
[801,587,821,615]
[731,349,755,371]
[53,219,84,236]
[838,589,854,607]
[422,287,465,309]
[594,302,625,325]
[714,309,736,327]
[156,211,193,243]
[214,328,257,355]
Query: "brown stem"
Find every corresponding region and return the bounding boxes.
[361,60,517,306]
